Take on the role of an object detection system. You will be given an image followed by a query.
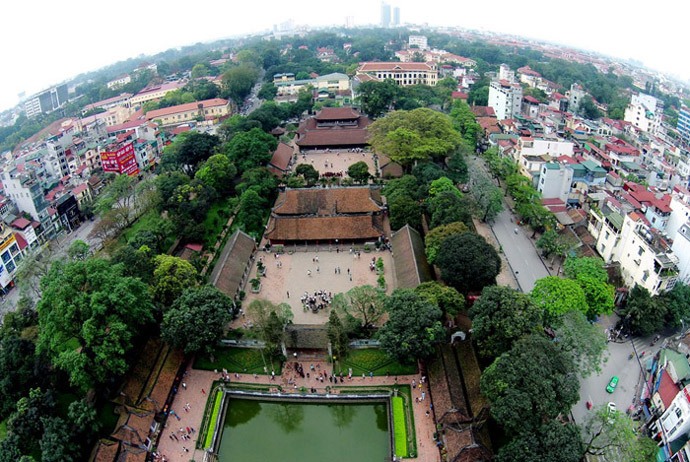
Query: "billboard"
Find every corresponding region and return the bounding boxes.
[100,143,139,176]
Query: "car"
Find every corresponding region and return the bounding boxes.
[607,402,617,423]
[606,376,619,393]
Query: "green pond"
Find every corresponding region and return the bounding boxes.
[217,398,390,462]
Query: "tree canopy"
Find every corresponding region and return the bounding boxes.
[377,289,445,363]
[37,258,154,391]
[436,232,501,294]
[469,285,543,359]
[480,334,579,433]
[367,108,462,169]
[161,286,234,355]
[332,285,387,331]
[151,255,198,308]
[424,221,469,264]
[530,276,587,319]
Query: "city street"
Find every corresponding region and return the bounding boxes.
[490,208,551,292]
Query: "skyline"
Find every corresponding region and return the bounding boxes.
[2,0,688,113]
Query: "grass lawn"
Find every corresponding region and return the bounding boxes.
[193,347,282,375]
[204,390,223,449]
[340,348,418,376]
[120,209,160,243]
[392,396,408,457]
[0,419,6,441]
[203,197,236,248]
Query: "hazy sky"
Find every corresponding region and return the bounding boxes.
[2,0,686,112]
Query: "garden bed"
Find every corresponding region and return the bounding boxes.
[341,348,417,376]
[193,346,282,375]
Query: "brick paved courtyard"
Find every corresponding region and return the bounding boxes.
[237,247,395,326]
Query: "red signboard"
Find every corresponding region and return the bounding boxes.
[100,143,140,176]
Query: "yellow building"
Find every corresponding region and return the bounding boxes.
[145,98,231,127]
[130,81,184,107]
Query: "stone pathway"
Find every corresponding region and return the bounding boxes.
[154,360,440,462]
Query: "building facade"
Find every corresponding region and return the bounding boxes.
[356,62,438,87]
[100,142,140,176]
[625,92,664,135]
[488,80,523,120]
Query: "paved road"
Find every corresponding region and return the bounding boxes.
[490,209,551,292]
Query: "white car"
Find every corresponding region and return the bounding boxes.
[607,402,617,423]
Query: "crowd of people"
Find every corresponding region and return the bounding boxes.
[301,290,333,312]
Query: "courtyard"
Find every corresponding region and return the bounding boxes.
[238,246,395,325]
[294,149,378,180]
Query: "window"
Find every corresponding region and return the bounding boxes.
[638,246,645,256]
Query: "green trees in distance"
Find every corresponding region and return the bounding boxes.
[160,131,221,175]
[436,232,501,294]
[480,334,579,434]
[367,108,462,170]
[224,127,278,174]
[37,258,154,391]
[377,289,445,364]
[414,281,465,320]
[221,64,260,106]
[469,286,543,359]
[357,79,399,119]
[162,286,234,355]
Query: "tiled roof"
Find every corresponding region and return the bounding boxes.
[358,62,435,72]
[266,215,383,241]
[273,187,382,215]
[146,98,228,120]
[11,217,31,229]
[268,142,294,175]
[658,370,680,409]
[14,233,28,250]
[314,107,362,121]
[471,106,495,117]
[390,225,434,289]
[296,128,369,147]
[210,230,256,298]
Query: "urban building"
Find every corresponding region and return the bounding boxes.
[567,83,586,113]
[409,35,428,50]
[129,81,184,108]
[100,142,140,176]
[0,224,23,294]
[538,162,574,203]
[488,79,523,120]
[23,83,69,118]
[107,75,132,90]
[380,2,391,27]
[625,92,664,135]
[678,106,690,146]
[145,98,231,127]
[356,62,438,87]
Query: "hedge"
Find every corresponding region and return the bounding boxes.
[392,396,408,457]
[204,391,223,449]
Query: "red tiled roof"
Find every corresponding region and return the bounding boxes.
[523,95,541,104]
[471,106,495,117]
[185,243,203,252]
[314,107,362,121]
[11,217,31,229]
[358,62,435,72]
[658,370,680,409]
[273,187,383,215]
[266,215,383,241]
[268,142,293,176]
[72,184,89,196]
[14,233,28,250]
[146,98,228,120]
[451,91,468,99]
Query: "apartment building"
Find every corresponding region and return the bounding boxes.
[625,92,664,135]
[129,81,184,107]
[488,79,522,120]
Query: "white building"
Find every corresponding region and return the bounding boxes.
[107,75,132,90]
[408,35,428,50]
[652,383,690,443]
[489,80,522,120]
[625,92,664,135]
[567,83,586,113]
[667,192,690,240]
[498,64,515,83]
[672,223,690,284]
[538,163,574,203]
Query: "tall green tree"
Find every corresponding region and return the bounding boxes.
[151,255,198,309]
[161,286,234,355]
[247,299,294,356]
[222,65,260,105]
[480,334,579,433]
[367,108,462,169]
[377,289,445,364]
[469,286,543,359]
[194,154,237,195]
[468,166,504,222]
[224,127,278,173]
[581,404,657,462]
[356,79,399,118]
[236,188,266,237]
[332,285,386,330]
[37,259,154,391]
[620,285,664,336]
[414,281,465,319]
[347,161,370,184]
[496,420,583,462]
[552,310,607,377]
[530,276,587,319]
[424,221,469,264]
[436,233,501,294]
[326,311,349,360]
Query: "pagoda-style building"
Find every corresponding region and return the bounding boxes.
[295,107,371,151]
